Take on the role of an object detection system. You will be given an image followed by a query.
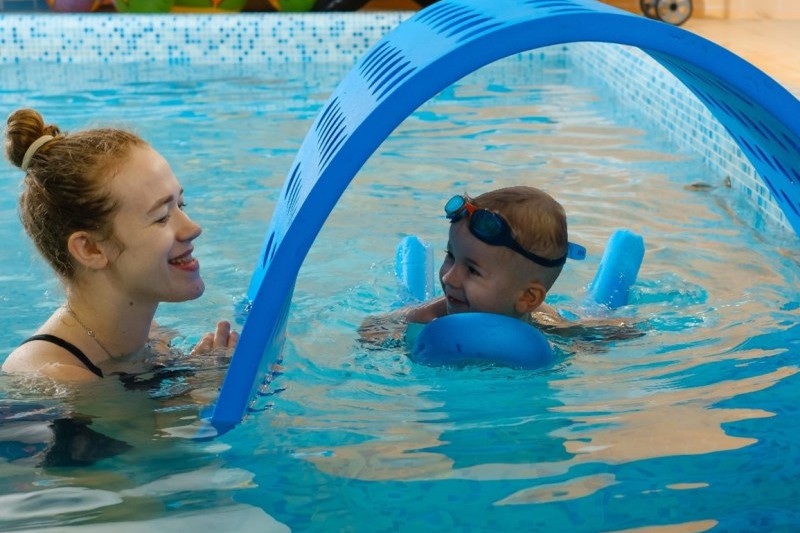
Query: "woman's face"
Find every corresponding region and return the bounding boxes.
[101,144,205,306]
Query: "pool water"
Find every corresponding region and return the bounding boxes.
[1,49,799,532]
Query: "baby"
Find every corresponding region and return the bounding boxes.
[360,185,588,344]
[407,185,574,325]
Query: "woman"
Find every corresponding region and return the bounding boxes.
[2,108,237,382]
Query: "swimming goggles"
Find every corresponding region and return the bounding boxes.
[444,194,586,268]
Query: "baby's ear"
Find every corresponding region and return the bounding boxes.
[67,231,110,270]
[516,282,547,314]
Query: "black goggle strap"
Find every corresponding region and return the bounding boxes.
[510,239,586,267]
[501,232,586,268]
[512,242,567,268]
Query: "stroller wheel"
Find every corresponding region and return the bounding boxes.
[656,0,692,25]
[639,0,658,19]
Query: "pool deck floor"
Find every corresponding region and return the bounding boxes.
[681,18,800,95]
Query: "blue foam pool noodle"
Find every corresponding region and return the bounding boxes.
[395,235,434,302]
[588,229,645,309]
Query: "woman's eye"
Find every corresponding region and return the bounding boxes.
[156,201,186,224]
[468,266,481,276]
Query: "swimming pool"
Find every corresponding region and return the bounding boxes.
[1,12,800,533]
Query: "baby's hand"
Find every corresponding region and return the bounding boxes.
[191,320,239,356]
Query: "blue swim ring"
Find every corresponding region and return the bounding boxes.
[409,312,555,370]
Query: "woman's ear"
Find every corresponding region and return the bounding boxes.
[515,282,547,314]
[67,231,109,270]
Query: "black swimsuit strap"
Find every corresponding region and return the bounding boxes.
[21,334,104,378]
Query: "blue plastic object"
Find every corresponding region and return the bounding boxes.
[588,229,645,308]
[395,236,435,302]
[411,312,555,369]
[208,0,800,432]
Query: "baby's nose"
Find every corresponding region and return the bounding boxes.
[440,263,461,287]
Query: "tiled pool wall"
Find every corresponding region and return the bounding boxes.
[569,41,791,231]
[0,14,408,64]
[0,13,789,232]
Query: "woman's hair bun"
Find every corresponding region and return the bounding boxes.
[5,108,60,169]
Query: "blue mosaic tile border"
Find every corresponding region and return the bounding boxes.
[0,14,789,232]
[0,13,411,64]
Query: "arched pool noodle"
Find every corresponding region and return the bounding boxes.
[208,0,800,431]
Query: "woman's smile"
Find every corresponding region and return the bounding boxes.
[168,249,200,272]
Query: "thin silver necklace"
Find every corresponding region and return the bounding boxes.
[64,303,116,360]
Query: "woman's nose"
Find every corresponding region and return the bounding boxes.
[177,210,202,242]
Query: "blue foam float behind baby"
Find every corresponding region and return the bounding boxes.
[396,229,645,369]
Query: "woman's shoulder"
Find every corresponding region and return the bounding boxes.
[3,336,100,382]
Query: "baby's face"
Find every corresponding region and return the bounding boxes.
[439,220,529,318]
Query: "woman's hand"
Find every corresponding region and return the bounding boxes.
[191,320,239,356]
